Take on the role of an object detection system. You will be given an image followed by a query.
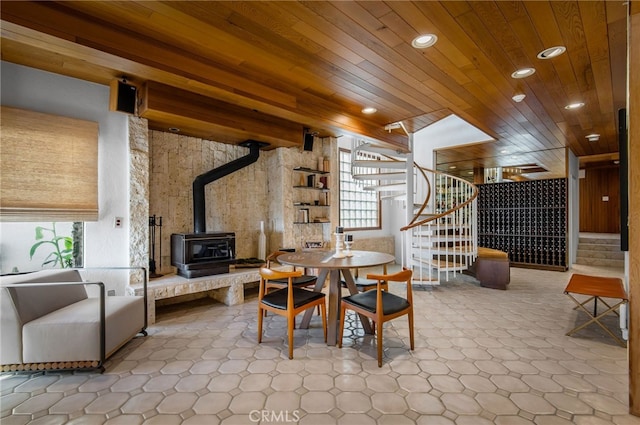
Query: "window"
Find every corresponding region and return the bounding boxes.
[0,221,84,274]
[0,106,98,222]
[339,148,381,230]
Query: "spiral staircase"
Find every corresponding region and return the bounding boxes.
[351,141,479,285]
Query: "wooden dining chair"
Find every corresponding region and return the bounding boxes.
[265,251,318,291]
[257,267,327,359]
[338,268,414,367]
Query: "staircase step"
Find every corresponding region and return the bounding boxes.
[353,172,406,180]
[577,242,623,252]
[353,160,407,169]
[411,256,468,271]
[363,183,406,191]
[354,142,409,158]
[381,193,407,201]
[576,249,624,260]
[578,237,620,245]
[574,257,625,268]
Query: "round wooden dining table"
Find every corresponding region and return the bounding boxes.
[278,250,395,346]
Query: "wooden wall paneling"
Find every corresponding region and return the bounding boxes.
[579,166,621,233]
[628,2,639,417]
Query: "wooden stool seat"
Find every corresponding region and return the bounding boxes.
[564,273,628,346]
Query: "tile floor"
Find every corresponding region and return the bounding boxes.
[2,264,639,425]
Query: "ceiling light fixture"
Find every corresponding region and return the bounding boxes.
[449,165,457,169]
[168,127,180,132]
[537,46,566,59]
[512,93,526,103]
[411,34,438,49]
[362,107,377,114]
[565,102,585,110]
[511,68,536,79]
[586,133,600,142]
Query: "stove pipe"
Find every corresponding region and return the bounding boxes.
[193,140,269,233]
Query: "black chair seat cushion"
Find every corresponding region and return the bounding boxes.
[342,291,409,315]
[270,275,317,287]
[261,287,325,310]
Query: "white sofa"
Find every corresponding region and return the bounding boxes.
[1,268,147,372]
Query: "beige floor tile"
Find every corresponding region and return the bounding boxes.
[2,265,637,424]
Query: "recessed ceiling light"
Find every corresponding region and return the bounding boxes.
[467,171,474,175]
[449,165,457,169]
[168,127,180,132]
[500,149,508,154]
[565,102,585,110]
[586,133,600,142]
[511,68,536,79]
[537,46,566,59]
[362,107,377,114]
[411,34,438,49]
[512,94,526,103]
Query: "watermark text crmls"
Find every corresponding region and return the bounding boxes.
[249,409,301,423]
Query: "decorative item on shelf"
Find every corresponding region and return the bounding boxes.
[323,158,330,172]
[299,173,306,186]
[333,227,345,258]
[318,157,325,172]
[307,174,316,188]
[344,234,353,257]
[149,215,163,278]
[319,176,328,190]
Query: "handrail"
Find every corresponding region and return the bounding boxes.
[401,164,478,232]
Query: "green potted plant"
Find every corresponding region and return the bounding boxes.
[29,222,74,268]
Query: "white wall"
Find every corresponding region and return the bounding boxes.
[1,61,130,270]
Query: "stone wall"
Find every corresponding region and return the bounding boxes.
[149,131,338,274]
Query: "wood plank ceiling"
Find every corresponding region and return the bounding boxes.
[0,1,628,178]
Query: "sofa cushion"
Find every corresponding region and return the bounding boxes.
[477,247,509,260]
[22,295,144,363]
[3,269,88,323]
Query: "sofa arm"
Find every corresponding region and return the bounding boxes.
[72,266,148,333]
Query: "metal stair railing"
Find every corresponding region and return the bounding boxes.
[401,166,478,285]
[351,141,478,285]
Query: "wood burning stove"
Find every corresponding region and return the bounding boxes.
[171,232,235,278]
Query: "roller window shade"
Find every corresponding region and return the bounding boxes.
[0,106,99,222]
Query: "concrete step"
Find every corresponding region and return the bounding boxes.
[578,237,620,245]
[577,242,623,252]
[576,249,624,260]
[574,256,624,268]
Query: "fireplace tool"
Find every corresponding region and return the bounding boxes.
[149,215,163,278]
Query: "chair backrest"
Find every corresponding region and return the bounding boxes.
[259,267,303,293]
[354,264,388,279]
[266,251,295,272]
[366,268,413,305]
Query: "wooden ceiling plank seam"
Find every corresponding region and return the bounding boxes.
[523,2,583,106]
[578,1,617,119]
[501,11,590,153]
[440,10,560,151]
[295,1,456,95]
[468,2,526,57]
[2,3,300,108]
[332,1,405,48]
[1,14,397,144]
[69,1,247,68]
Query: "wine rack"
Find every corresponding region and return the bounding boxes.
[477,178,568,271]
